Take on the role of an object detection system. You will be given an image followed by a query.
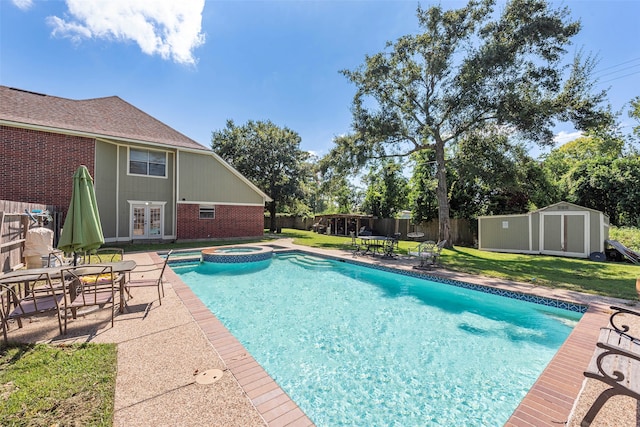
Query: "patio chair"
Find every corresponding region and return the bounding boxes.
[60,265,119,333]
[46,249,74,267]
[124,251,172,306]
[426,240,446,267]
[409,240,446,269]
[0,272,64,343]
[349,232,363,257]
[83,247,125,264]
[382,238,397,258]
[409,240,436,269]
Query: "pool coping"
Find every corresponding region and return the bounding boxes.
[164,243,634,427]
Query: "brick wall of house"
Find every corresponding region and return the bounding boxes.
[0,125,95,211]
[177,203,265,239]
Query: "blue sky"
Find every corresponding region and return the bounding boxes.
[1,0,639,158]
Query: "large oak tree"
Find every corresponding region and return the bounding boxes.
[338,0,610,246]
[211,120,309,232]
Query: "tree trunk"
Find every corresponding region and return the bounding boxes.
[434,138,452,248]
[269,201,277,232]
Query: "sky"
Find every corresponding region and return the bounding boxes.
[1,0,639,159]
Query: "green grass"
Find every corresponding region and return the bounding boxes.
[610,226,640,252]
[441,246,640,300]
[0,343,117,426]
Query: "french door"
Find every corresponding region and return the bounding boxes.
[132,204,162,239]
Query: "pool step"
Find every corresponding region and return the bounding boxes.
[279,254,334,269]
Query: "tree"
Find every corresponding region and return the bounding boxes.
[541,121,640,226]
[339,0,609,247]
[211,120,309,232]
[630,96,640,141]
[362,159,408,217]
[316,150,364,214]
[408,150,438,223]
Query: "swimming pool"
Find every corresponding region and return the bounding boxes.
[173,252,582,426]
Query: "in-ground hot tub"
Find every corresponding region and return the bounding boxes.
[201,246,273,263]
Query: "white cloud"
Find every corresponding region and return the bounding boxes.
[46,0,206,65]
[553,130,582,145]
[11,0,33,11]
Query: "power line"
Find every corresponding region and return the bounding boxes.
[596,63,640,79]
[593,57,640,76]
[600,69,640,84]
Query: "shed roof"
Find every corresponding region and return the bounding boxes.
[0,85,208,151]
[532,201,609,218]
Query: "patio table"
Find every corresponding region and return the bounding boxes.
[0,260,136,313]
[359,236,394,256]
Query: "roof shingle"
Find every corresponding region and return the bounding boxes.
[0,86,209,151]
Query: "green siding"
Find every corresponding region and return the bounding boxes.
[480,215,530,251]
[531,213,540,251]
[566,215,585,253]
[178,152,265,205]
[94,141,118,239]
[117,146,175,237]
[543,215,562,252]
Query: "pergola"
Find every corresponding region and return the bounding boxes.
[313,213,374,236]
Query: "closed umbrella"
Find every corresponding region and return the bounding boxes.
[57,165,104,263]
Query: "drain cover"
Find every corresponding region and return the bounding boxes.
[195,369,224,385]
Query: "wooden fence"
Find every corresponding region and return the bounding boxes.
[265,215,474,246]
[0,200,57,272]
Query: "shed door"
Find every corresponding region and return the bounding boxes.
[540,212,588,258]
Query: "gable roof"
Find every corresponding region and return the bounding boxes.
[0,85,272,202]
[532,201,608,218]
[0,85,207,151]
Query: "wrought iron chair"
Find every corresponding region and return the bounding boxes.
[409,240,446,269]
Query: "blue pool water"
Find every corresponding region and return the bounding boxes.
[173,252,582,426]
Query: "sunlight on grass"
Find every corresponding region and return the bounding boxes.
[442,246,640,300]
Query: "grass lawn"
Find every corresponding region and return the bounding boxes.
[0,343,117,426]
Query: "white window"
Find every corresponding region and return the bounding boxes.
[129,148,166,177]
[199,205,215,219]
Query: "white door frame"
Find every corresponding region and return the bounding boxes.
[128,200,166,239]
[539,211,589,258]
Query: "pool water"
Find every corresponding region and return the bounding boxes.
[173,253,581,426]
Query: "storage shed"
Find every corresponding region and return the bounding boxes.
[478,202,610,258]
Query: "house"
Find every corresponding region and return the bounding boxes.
[478,201,610,258]
[0,86,271,243]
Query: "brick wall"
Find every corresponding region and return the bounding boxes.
[177,204,264,239]
[0,125,95,211]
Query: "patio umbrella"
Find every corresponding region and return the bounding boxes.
[57,165,104,264]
